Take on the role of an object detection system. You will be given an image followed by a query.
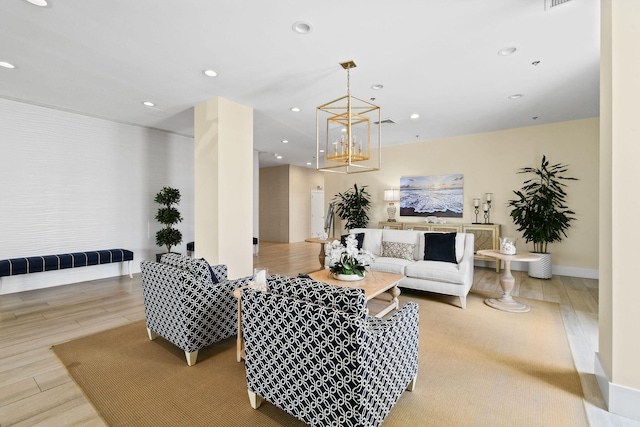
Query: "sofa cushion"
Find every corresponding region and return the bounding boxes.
[350,228,383,256]
[423,233,457,263]
[267,275,367,318]
[404,260,466,285]
[381,241,415,261]
[369,256,412,275]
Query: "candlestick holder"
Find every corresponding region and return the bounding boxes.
[472,198,481,224]
[484,199,493,224]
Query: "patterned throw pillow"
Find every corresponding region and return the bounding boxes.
[381,241,415,261]
[187,258,219,286]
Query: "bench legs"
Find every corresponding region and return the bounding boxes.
[128,260,133,278]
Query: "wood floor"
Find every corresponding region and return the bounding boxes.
[0,241,638,426]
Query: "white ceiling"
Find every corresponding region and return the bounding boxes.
[0,0,599,168]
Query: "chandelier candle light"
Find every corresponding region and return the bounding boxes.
[384,189,400,222]
[316,61,382,174]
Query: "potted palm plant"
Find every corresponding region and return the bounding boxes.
[154,186,183,261]
[507,155,577,278]
[333,184,371,230]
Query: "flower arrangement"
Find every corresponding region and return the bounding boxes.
[327,234,374,278]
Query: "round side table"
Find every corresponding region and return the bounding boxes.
[477,249,541,313]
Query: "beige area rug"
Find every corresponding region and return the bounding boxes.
[52,291,588,427]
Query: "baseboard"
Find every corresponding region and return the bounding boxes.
[473,260,598,279]
[595,352,640,422]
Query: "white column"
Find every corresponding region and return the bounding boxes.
[597,0,640,421]
[194,97,253,279]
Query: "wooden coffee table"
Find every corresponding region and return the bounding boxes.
[307,270,404,318]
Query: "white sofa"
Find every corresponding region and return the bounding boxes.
[349,228,475,309]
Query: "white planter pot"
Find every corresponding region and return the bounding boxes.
[332,273,365,282]
[528,252,552,279]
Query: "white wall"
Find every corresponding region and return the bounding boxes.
[0,97,194,294]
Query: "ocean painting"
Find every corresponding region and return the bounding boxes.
[400,174,464,217]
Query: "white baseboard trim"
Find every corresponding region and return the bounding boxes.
[473,260,599,279]
[595,352,640,422]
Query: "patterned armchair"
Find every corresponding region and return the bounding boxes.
[241,275,419,427]
[140,253,251,366]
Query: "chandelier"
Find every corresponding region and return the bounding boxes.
[316,61,381,174]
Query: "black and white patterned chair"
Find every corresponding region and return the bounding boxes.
[241,275,419,427]
[140,253,251,366]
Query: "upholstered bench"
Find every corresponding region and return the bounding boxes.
[0,249,134,279]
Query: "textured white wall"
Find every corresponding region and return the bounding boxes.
[0,98,194,294]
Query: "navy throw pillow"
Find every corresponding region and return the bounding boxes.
[207,264,220,283]
[340,232,365,249]
[424,233,457,264]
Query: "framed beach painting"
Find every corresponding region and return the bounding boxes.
[400,174,464,217]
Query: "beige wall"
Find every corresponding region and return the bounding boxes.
[325,118,599,275]
[259,165,290,242]
[259,165,324,243]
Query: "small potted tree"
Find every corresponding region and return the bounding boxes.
[154,186,183,261]
[333,184,371,231]
[507,155,577,278]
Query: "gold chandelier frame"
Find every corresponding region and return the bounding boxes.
[316,61,381,174]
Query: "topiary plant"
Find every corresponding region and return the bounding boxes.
[154,187,183,253]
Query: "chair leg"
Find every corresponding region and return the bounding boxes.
[459,295,467,309]
[406,373,418,392]
[147,328,158,341]
[185,350,199,366]
[248,390,263,409]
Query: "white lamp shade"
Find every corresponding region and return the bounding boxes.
[384,189,400,201]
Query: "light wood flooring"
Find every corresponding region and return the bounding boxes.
[0,241,638,426]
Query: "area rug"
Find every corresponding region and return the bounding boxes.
[52,290,588,426]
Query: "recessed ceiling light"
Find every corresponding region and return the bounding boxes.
[498,47,518,56]
[319,149,325,153]
[292,21,312,34]
[0,61,15,69]
[26,0,48,6]
[282,140,289,144]
[143,101,155,107]
[202,69,218,77]
[508,94,524,99]
[410,113,420,119]
[371,84,384,90]
[276,155,283,160]
[290,107,300,112]
[306,162,312,166]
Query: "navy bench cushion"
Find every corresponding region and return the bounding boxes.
[0,249,133,277]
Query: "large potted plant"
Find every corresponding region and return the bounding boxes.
[333,184,371,230]
[507,155,577,278]
[154,186,183,261]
